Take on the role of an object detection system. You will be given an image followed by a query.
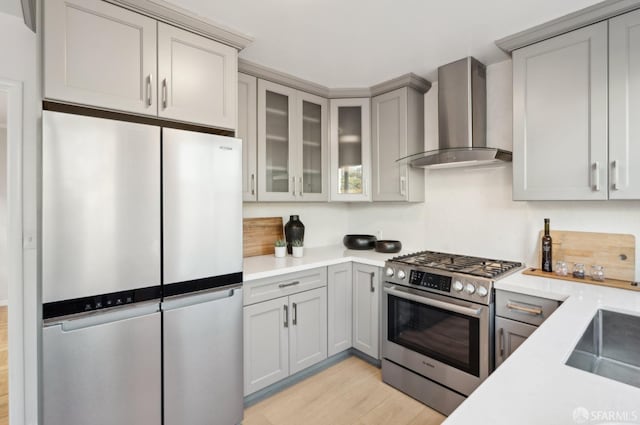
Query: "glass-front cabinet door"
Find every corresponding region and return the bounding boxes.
[258,79,328,202]
[258,80,296,201]
[330,98,371,201]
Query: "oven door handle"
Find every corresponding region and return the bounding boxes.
[384,286,483,318]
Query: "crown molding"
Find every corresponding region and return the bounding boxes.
[240,59,432,99]
[106,0,253,50]
[496,0,640,53]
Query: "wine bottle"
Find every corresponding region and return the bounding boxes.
[541,218,552,272]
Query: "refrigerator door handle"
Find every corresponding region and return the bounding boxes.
[162,284,242,311]
[46,301,160,332]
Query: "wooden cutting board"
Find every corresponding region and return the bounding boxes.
[534,230,635,282]
[243,217,284,258]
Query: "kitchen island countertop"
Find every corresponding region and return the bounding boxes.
[445,272,640,425]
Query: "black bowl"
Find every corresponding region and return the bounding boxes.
[343,234,377,250]
[375,240,402,253]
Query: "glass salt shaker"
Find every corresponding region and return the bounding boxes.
[590,265,605,281]
[572,263,586,279]
[555,261,568,276]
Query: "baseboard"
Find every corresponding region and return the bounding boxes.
[243,348,380,408]
[0,300,8,307]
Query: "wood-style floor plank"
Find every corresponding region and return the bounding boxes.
[244,356,445,425]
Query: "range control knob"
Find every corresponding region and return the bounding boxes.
[452,280,464,292]
[385,267,394,277]
[477,286,488,297]
[397,270,406,280]
[465,283,476,295]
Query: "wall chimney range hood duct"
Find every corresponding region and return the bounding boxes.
[403,57,512,168]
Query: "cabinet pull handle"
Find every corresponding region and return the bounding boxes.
[292,176,296,196]
[506,302,542,316]
[370,272,375,292]
[278,281,300,289]
[292,302,297,325]
[299,176,303,197]
[251,174,255,195]
[592,161,600,192]
[499,327,505,357]
[146,74,153,106]
[162,78,168,109]
[283,304,288,328]
[400,176,406,196]
[612,160,619,191]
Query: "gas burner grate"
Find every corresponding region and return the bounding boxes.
[392,250,523,279]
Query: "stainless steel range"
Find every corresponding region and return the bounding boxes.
[381,251,523,416]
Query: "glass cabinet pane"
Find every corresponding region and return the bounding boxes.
[337,106,363,194]
[265,90,289,193]
[302,100,322,194]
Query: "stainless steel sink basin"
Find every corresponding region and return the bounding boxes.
[566,309,640,389]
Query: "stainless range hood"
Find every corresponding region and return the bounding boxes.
[406,57,512,168]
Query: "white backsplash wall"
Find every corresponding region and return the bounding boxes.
[348,59,640,277]
[0,128,7,302]
[243,202,350,248]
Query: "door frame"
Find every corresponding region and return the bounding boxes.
[0,78,26,425]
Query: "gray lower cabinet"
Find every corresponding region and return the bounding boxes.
[243,269,327,396]
[327,263,353,356]
[494,290,561,367]
[352,263,380,359]
[494,317,536,368]
[371,87,425,202]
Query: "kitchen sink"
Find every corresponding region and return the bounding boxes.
[566,309,640,389]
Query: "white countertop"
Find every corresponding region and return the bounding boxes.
[445,272,640,425]
[243,245,422,281]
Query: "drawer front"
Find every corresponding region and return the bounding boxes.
[496,290,560,326]
[243,267,327,306]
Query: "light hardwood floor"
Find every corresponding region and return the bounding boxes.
[0,306,7,425]
[244,356,445,425]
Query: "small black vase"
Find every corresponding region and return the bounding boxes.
[284,215,305,254]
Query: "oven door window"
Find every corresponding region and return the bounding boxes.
[388,294,480,376]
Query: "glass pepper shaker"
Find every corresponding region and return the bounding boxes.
[572,263,585,279]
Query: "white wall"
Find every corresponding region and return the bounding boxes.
[0,128,7,303]
[0,10,39,425]
[348,60,640,277]
[243,202,350,248]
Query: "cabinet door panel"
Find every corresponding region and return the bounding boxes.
[328,263,353,356]
[289,288,328,374]
[495,317,537,368]
[610,9,640,200]
[238,73,258,202]
[243,297,289,395]
[352,264,379,359]
[372,88,407,201]
[330,98,372,202]
[297,92,328,202]
[44,0,157,115]
[513,22,608,200]
[257,80,297,201]
[158,23,237,129]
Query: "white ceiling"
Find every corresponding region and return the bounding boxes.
[0,0,22,20]
[167,0,602,87]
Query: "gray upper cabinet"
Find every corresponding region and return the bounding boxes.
[513,22,608,201]
[372,87,425,202]
[157,22,237,130]
[44,0,238,130]
[257,79,328,202]
[609,9,640,200]
[238,73,258,202]
[44,0,158,116]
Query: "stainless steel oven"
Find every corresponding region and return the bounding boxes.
[383,283,492,395]
[381,251,522,416]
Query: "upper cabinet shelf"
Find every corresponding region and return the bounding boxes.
[44,0,238,131]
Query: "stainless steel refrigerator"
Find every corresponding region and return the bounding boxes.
[42,110,243,425]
